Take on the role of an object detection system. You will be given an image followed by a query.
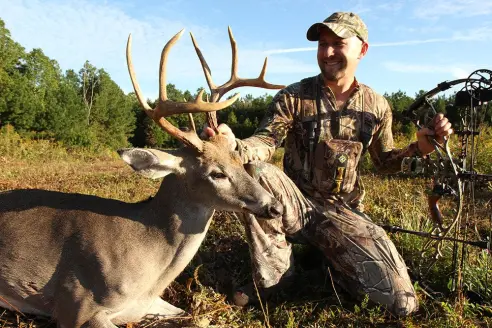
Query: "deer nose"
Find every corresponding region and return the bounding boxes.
[266,200,283,218]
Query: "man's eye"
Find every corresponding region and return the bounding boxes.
[210,172,227,179]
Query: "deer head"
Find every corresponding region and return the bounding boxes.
[123,29,285,218]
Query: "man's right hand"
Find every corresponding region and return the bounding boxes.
[202,124,237,151]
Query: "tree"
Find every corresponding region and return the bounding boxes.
[227,111,238,125]
[23,48,65,133]
[53,69,90,145]
[88,69,135,148]
[79,61,99,126]
[384,90,415,135]
[0,19,29,129]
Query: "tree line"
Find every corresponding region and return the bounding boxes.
[1,18,490,150]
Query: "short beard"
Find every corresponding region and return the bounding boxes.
[319,59,347,82]
[321,69,345,82]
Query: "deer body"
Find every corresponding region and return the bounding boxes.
[0,190,184,323]
[0,144,282,327]
[0,191,209,324]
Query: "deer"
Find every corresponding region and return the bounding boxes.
[0,28,285,328]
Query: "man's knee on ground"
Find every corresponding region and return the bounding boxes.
[391,286,419,316]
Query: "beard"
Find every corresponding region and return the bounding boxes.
[318,57,348,82]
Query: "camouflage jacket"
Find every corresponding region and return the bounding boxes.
[236,74,421,207]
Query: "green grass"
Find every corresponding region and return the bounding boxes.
[0,128,491,328]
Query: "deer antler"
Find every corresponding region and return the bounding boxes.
[126,29,240,152]
[190,26,286,131]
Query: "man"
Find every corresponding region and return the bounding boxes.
[204,12,452,316]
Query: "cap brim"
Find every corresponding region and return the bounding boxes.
[306,22,357,41]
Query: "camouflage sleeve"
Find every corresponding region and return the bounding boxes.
[368,98,422,174]
[235,84,299,163]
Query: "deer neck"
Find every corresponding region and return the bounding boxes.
[141,173,215,248]
[137,174,215,292]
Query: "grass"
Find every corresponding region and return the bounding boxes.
[0,127,491,327]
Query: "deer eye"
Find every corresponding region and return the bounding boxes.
[210,171,228,180]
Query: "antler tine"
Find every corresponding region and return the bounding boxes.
[159,29,185,103]
[191,27,286,101]
[126,31,240,151]
[189,28,285,132]
[217,26,286,99]
[189,33,221,131]
[259,57,268,80]
[187,113,196,133]
[183,96,197,133]
[126,34,153,115]
[126,32,204,151]
[228,26,239,83]
[156,31,239,117]
[190,32,217,100]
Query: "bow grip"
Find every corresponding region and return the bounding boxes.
[428,193,444,229]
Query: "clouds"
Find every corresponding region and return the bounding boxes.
[346,0,492,19]
[452,25,492,41]
[383,62,472,79]
[373,25,492,46]
[263,23,492,53]
[264,47,316,55]
[413,0,492,19]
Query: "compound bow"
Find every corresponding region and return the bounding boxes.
[383,68,492,297]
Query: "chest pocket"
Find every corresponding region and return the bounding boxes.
[312,139,363,196]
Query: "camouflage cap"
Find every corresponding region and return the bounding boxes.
[306,12,368,42]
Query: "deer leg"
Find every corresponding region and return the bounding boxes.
[145,297,186,319]
[80,312,118,328]
[56,303,118,328]
[54,277,118,328]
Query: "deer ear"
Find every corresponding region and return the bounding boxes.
[117,148,183,179]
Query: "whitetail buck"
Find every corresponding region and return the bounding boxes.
[0,28,285,328]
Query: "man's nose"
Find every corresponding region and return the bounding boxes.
[321,46,336,58]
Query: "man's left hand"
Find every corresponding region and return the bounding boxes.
[416,113,454,156]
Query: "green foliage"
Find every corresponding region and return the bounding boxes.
[226,111,238,125]
[216,93,273,139]
[401,121,418,138]
[86,70,136,148]
[0,124,103,161]
[384,90,414,117]
[0,19,135,149]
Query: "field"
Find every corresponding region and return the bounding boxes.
[0,127,491,328]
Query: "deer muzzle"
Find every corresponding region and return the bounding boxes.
[265,199,283,218]
[241,197,283,219]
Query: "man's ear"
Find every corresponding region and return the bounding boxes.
[117,148,184,179]
[358,42,369,59]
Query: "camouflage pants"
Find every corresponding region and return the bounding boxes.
[238,161,418,316]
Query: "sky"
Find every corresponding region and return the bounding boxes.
[1,0,491,101]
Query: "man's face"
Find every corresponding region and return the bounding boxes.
[317,28,367,82]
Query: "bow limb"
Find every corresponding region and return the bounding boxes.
[421,136,464,259]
